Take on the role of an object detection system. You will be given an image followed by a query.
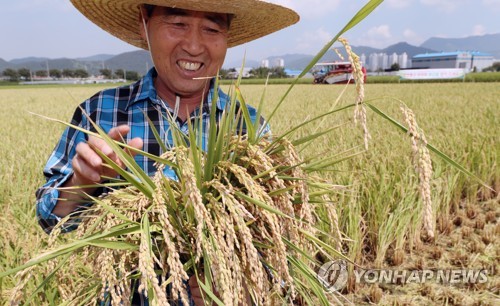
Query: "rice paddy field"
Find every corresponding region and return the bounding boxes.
[0,82,498,305]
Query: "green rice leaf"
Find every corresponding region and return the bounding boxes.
[144,112,168,153]
[94,149,153,198]
[87,239,137,250]
[365,102,492,190]
[29,111,176,167]
[265,0,384,124]
[235,86,256,142]
[23,253,72,305]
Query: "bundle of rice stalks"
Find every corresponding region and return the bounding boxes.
[7,118,346,305]
[40,136,342,306]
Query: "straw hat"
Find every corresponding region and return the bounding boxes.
[70,0,300,49]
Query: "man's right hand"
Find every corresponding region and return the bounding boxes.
[72,125,143,185]
[53,125,143,217]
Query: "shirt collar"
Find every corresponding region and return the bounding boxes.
[125,67,229,113]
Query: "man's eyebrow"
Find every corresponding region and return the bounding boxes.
[164,7,189,17]
[163,7,229,29]
[204,13,229,29]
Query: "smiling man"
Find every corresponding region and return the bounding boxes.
[142,6,231,121]
[36,0,298,305]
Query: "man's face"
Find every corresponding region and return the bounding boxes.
[142,7,229,100]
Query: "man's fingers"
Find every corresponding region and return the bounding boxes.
[125,137,144,156]
[88,125,132,157]
[88,135,113,156]
[81,126,141,175]
[75,142,102,168]
[72,154,101,183]
[108,125,130,141]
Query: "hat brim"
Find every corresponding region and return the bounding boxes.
[70,0,300,49]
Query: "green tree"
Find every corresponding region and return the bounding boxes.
[114,69,126,79]
[390,63,400,71]
[2,68,19,82]
[100,69,112,79]
[483,62,500,72]
[270,66,287,78]
[35,70,48,77]
[17,68,31,80]
[249,66,287,78]
[49,69,62,78]
[74,69,89,78]
[125,71,140,81]
[62,69,75,78]
[249,67,270,79]
[219,68,229,79]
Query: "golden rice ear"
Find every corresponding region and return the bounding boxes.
[400,105,435,241]
[338,37,370,150]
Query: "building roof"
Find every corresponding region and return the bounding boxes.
[413,51,493,59]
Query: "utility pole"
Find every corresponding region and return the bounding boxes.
[46,60,50,78]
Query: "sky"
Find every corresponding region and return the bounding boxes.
[1,0,499,65]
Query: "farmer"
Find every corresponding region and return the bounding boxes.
[36,0,299,304]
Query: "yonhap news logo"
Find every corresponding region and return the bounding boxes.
[317,260,349,292]
[317,260,488,292]
[352,268,488,285]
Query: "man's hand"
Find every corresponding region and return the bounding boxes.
[189,274,251,306]
[72,125,143,185]
[53,125,143,217]
[189,274,205,306]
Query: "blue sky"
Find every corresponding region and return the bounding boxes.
[1,0,499,64]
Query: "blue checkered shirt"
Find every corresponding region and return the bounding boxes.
[36,68,267,234]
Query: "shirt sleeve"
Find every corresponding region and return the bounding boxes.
[35,105,90,234]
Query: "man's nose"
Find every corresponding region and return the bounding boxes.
[181,28,205,56]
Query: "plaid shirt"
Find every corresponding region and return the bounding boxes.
[36,68,266,234]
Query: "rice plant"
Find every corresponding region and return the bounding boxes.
[2,0,498,304]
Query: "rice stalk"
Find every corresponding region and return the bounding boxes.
[400,105,435,241]
[337,37,370,150]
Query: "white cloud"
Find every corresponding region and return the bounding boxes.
[420,0,469,13]
[386,0,413,9]
[7,0,72,12]
[403,28,425,45]
[482,0,500,10]
[354,25,393,48]
[294,27,334,53]
[367,25,392,39]
[472,24,487,36]
[267,0,342,18]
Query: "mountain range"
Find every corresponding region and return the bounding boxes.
[1,33,498,75]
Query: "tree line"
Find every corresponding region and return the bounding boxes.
[482,62,500,72]
[219,67,288,79]
[3,66,291,82]
[1,68,140,82]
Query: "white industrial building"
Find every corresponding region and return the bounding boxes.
[273,58,285,68]
[412,51,494,72]
[388,52,398,67]
[261,58,285,68]
[398,52,409,69]
[360,54,367,67]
